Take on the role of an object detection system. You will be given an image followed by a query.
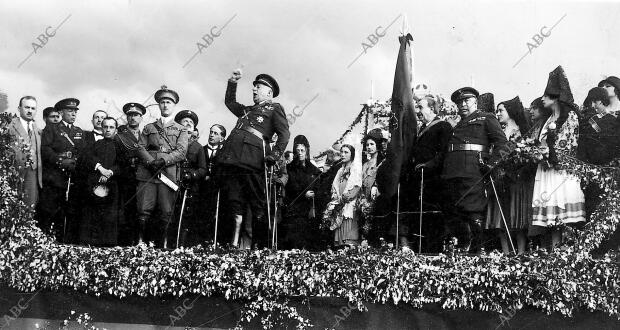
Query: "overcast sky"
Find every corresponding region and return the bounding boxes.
[1,0,619,152]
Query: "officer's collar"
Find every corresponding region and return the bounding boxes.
[62,120,73,128]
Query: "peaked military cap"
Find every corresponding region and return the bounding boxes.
[154,85,179,104]
[451,87,479,103]
[174,109,198,126]
[122,102,146,116]
[253,74,280,97]
[54,98,80,111]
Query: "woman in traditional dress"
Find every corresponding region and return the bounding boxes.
[359,130,385,244]
[487,96,531,254]
[324,143,362,247]
[282,135,321,250]
[530,66,585,249]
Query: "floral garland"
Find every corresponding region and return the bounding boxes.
[1,113,620,329]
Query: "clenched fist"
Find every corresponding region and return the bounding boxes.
[229,68,243,83]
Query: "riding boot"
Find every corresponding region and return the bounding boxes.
[469,218,484,253]
[159,220,170,249]
[137,215,148,245]
[232,214,243,247]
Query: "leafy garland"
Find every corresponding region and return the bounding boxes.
[0,112,620,329]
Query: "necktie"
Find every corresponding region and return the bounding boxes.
[27,123,32,137]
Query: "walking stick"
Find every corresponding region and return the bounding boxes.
[63,174,71,242]
[418,168,424,254]
[176,188,189,249]
[488,175,516,254]
[213,189,220,248]
[396,183,400,249]
[262,140,272,248]
[272,183,278,250]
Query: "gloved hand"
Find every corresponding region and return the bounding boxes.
[148,158,166,172]
[182,171,193,182]
[265,154,278,166]
[60,158,76,172]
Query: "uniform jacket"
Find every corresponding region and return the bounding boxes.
[442,110,508,179]
[182,139,207,188]
[41,121,86,188]
[577,113,620,165]
[7,117,42,188]
[115,125,141,181]
[136,118,189,183]
[216,81,290,171]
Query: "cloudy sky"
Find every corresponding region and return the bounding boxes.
[1,0,619,152]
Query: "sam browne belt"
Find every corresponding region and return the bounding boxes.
[448,143,488,152]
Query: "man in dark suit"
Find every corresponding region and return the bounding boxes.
[199,123,227,243]
[408,96,453,252]
[7,96,43,208]
[83,110,107,146]
[115,102,145,245]
[442,87,508,252]
[216,69,290,248]
[79,117,123,246]
[39,98,86,242]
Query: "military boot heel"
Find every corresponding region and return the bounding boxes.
[137,216,148,245]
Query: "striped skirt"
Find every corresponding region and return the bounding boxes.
[531,164,585,228]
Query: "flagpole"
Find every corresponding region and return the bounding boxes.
[396,183,400,249]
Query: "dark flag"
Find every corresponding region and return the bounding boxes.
[376,33,417,202]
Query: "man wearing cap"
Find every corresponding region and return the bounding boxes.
[216,69,290,248]
[136,86,189,248]
[173,109,207,247]
[441,87,508,252]
[115,102,146,245]
[598,76,620,115]
[39,98,86,242]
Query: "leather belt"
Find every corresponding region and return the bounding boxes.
[240,125,266,141]
[58,151,74,158]
[448,143,488,152]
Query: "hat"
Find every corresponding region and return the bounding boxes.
[477,93,495,113]
[598,76,620,95]
[586,87,609,104]
[253,74,280,97]
[154,85,179,104]
[122,102,146,116]
[54,98,80,111]
[451,87,479,103]
[544,65,574,104]
[174,109,198,126]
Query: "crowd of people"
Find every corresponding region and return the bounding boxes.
[5,66,620,254]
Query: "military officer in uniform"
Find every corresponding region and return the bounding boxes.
[173,109,207,247]
[216,69,290,248]
[39,98,86,242]
[136,86,189,248]
[115,102,146,245]
[441,87,508,252]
